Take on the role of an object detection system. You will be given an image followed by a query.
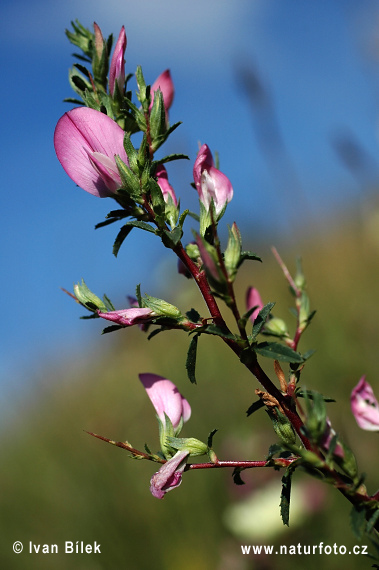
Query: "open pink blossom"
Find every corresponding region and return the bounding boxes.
[351,376,379,431]
[193,144,233,215]
[97,307,155,326]
[149,69,174,114]
[155,164,178,206]
[109,26,127,96]
[246,286,264,323]
[54,107,128,197]
[150,449,189,499]
[139,373,191,429]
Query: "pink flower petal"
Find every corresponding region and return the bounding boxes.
[150,69,174,113]
[193,144,233,214]
[139,373,191,429]
[97,307,154,326]
[109,26,127,96]
[54,107,128,197]
[246,287,264,323]
[351,376,379,431]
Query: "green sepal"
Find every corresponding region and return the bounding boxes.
[149,88,166,142]
[143,294,182,319]
[73,279,108,313]
[135,66,148,109]
[115,156,141,200]
[224,223,242,282]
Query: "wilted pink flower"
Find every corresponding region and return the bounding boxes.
[139,373,191,429]
[351,376,379,431]
[246,286,264,323]
[97,307,155,326]
[54,107,128,197]
[150,449,189,499]
[150,69,174,114]
[320,418,344,458]
[193,144,233,215]
[109,26,127,96]
[155,164,178,206]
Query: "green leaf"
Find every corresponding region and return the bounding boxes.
[246,399,265,417]
[186,308,201,324]
[203,325,236,341]
[350,505,367,540]
[207,429,218,448]
[255,341,304,363]
[295,389,335,403]
[252,302,275,338]
[113,224,133,257]
[237,251,262,268]
[232,467,246,486]
[186,334,199,384]
[280,468,293,526]
[101,325,124,334]
[367,509,379,533]
[153,153,190,165]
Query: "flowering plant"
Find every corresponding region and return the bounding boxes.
[55,20,379,555]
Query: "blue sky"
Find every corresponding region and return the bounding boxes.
[1,0,379,418]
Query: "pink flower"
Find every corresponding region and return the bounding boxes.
[193,144,233,215]
[351,376,379,431]
[109,26,127,96]
[155,164,178,206]
[54,107,128,197]
[139,373,191,430]
[150,449,189,499]
[246,287,264,323]
[150,69,174,115]
[97,307,155,326]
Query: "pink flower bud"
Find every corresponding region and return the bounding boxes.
[246,287,264,323]
[155,164,178,206]
[109,26,127,96]
[150,69,174,114]
[93,22,105,60]
[193,144,233,215]
[97,307,155,326]
[351,376,379,431]
[139,373,191,429]
[150,449,189,499]
[54,107,128,197]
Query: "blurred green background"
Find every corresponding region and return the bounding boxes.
[3,1,379,568]
[2,211,379,569]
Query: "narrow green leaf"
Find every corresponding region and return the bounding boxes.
[204,325,236,340]
[252,302,275,338]
[255,341,304,363]
[102,325,124,334]
[246,399,265,417]
[186,334,199,384]
[280,468,292,526]
[154,153,190,164]
[232,467,246,486]
[113,224,133,257]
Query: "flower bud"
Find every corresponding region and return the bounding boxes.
[193,144,233,216]
[166,436,208,456]
[263,317,289,338]
[150,69,174,115]
[266,408,296,445]
[246,287,264,323]
[155,164,178,206]
[109,26,127,96]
